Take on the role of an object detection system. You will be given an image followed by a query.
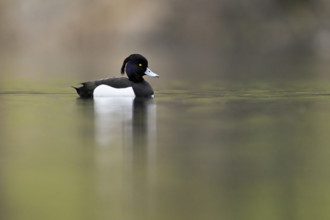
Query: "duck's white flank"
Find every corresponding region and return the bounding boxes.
[93,84,135,97]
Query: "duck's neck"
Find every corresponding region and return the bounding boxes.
[129,75,144,83]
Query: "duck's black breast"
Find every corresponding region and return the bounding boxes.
[131,80,154,97]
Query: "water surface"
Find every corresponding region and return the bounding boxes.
[1,80,330,220]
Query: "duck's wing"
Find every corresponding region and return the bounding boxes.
[73,77,132,98]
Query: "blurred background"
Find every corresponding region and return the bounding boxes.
[1,0,330,85]
[2,1,330,220]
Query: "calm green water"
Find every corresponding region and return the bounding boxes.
[1,80,330,220]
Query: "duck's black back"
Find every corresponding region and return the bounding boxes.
[74,77,132,98]
[74,77,154,98]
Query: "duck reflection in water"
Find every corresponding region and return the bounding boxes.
[93,96,157,148]
[92,97,158,216]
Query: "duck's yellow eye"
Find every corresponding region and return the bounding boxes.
[139,64,142,67]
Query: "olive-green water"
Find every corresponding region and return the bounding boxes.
[1,80,330,220]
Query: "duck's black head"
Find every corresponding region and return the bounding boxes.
[121,54,159,82]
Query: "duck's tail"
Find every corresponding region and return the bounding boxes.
[73,82,97,98]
